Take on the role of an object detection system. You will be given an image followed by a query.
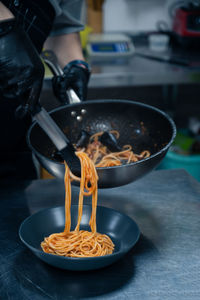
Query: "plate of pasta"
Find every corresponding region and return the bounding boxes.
[19,205,140,271]
[19,151,140,271]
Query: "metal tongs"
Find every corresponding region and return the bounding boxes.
[30,52,81,176]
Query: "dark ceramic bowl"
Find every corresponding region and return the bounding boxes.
[19,205,140,271]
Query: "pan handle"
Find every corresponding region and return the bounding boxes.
[41,50,81,105]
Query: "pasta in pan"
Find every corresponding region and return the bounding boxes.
[51,130,151,168]
[77,130,151,167]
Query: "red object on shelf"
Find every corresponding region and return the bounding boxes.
[172,7,200,38]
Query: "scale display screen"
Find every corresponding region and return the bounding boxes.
[87,34,135,58]
[91,42,130,53]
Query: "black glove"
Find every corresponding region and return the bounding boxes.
[52,60,91,104]
[0,19,44,116]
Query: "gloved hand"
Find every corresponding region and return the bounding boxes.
[0,19,44,117]
[52,60,91,104]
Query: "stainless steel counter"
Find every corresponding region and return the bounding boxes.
[42,42,200,122]
[88,54,200,88]
[44,53,200,89]
[84,38,200,88]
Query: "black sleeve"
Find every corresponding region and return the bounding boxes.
[1,0,55,52]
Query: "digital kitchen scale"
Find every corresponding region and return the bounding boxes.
[86,33,135,58]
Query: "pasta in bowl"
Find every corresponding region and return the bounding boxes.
[19,150,140,271]
[19,205,140,271]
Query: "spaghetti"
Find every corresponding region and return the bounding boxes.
[77,130,151,167]
[41,152,114,258]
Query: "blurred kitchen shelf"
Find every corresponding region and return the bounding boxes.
[86,33,200,88]
[43,32,200,89]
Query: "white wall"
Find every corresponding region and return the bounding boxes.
[103,0,184,33]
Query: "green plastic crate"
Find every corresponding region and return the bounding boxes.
[158,150,200,181]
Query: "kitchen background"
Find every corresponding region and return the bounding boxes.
[42,0,200,181]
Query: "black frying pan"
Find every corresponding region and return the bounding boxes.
[27,99,176,188]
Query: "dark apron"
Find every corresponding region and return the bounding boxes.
[0,0,55,179]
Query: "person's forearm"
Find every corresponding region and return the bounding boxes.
[0,2,14,21]
[44,32,85,68]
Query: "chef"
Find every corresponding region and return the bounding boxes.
[0,0,90,179]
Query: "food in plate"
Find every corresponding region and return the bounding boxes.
[41,152,114,257]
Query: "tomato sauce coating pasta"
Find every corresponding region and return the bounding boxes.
[41,152,114,257]
[77,131,151,167]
